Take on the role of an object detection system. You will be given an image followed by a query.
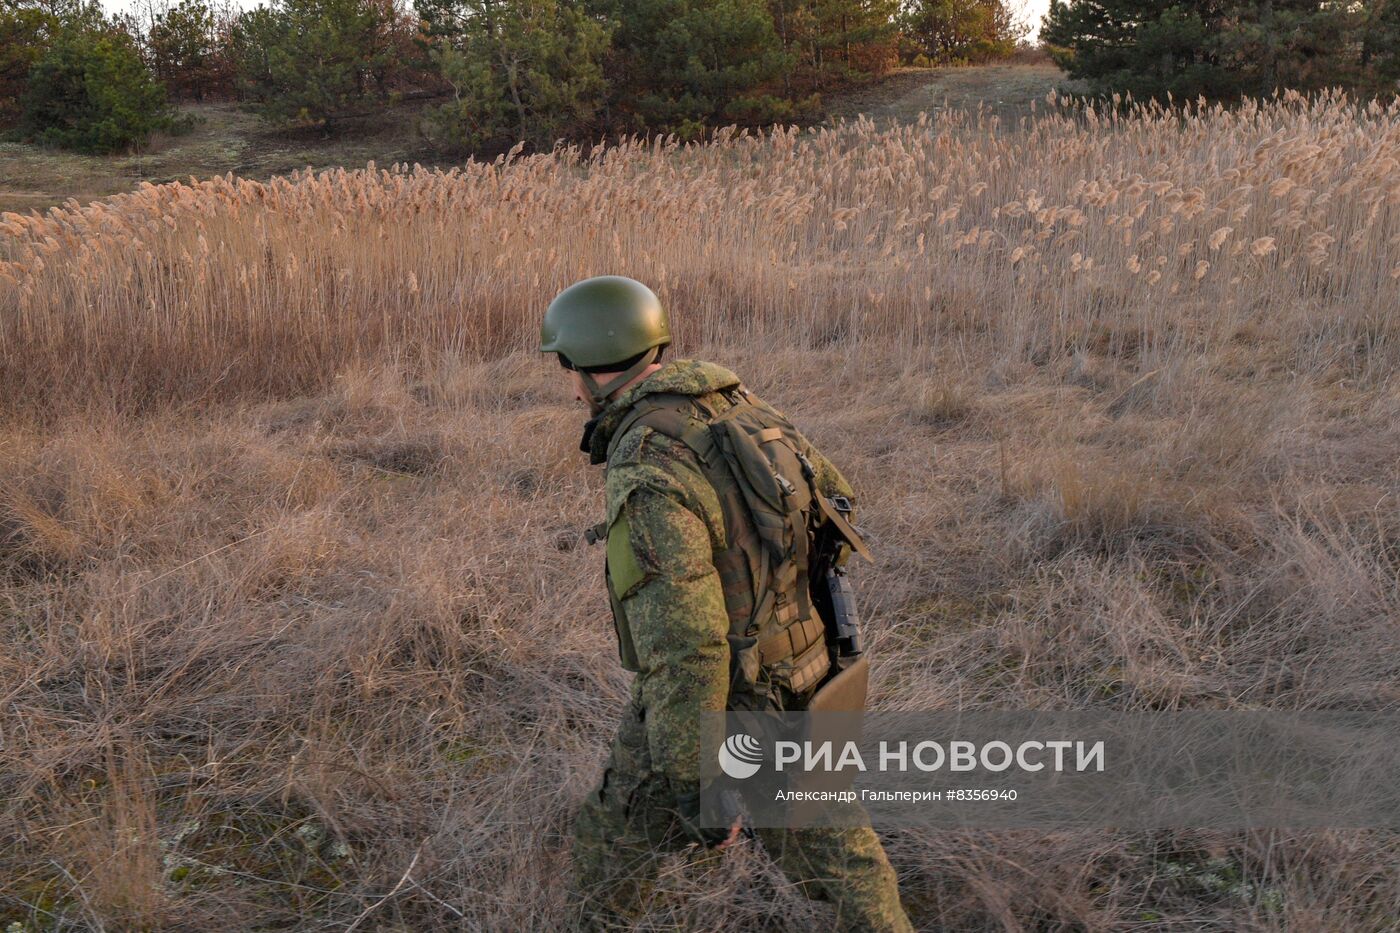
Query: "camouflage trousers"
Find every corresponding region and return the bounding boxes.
[569,699,913,932]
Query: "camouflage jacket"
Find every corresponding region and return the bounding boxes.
[588,359,854,787]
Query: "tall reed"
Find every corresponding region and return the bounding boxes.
[3,90,1397,415]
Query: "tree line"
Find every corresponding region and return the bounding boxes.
[1044,0,1400,102]
[0,0,1026,153]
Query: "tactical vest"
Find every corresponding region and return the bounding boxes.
[601,385,836,710]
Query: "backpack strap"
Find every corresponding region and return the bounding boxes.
[605,393,711,465]
[754,425,815,625]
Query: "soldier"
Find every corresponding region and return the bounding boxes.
[543,275,912,932]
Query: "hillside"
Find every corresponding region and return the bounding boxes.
[0,63,1072,216]
[821,61,1072,124]
[0,100,438,216]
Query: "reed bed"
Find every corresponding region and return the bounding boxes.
[2,90,1398,412]
[2,92,1399,930]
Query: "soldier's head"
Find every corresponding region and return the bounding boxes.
[540,275,671,414]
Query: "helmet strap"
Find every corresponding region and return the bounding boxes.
[578,346,659,414]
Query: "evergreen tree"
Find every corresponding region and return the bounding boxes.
[224,4,278,100]
[899,0,1024,65]
[417,0,610,152]
[1042,0,1373,101]
[1361,0,1400,88]
[148,0,223,99]
[20,22,170,151]
[1215,0,1360,93]
[811,0,900,82]
[0,0,103,124]
[766,0,899,91]
[591,0,801,136]
[767,0,816,95]
[229,0,396,128]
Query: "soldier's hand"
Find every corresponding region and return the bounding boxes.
[674,783,746,849]
[712,814,745,850]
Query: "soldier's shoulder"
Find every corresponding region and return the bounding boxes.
[605,425,712,514]
[610,419,702,470]
[655,359,742,397]
[610,423,666,467]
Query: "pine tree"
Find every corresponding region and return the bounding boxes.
[1361,0,1400,88]
[808,0,899,84]
[590,0,799,136]
[20,21,170,151]
[147,0,223,100]
[223,4,277,101]
[417,0,610,152]
[1042,0,1371,101]
[899,0,1024,66]
[229,0,395,128]
[0,0,104,124]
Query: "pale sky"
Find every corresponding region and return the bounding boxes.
[103,0,1052,36]
[1012,0,1051,38]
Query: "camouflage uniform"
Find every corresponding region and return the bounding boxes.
[569,360,912,932]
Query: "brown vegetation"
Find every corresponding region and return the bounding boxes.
[2,91,1399,928]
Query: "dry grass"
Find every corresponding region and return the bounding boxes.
[0,100,441,216]
[3,89,1398,414]
[821,61,1074,125]
[2,91,1399,930]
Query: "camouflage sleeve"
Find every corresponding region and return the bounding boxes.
[609,438,730,787]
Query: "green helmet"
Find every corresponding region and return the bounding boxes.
[540,275,670,369]
[541,275,672,410]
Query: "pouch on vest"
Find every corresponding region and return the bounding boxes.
[805,654,869,713]
[786,654,869,823]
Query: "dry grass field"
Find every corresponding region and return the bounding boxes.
[0,101,446,217]
[821,61,1074,126]
[2,90,1399,930]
